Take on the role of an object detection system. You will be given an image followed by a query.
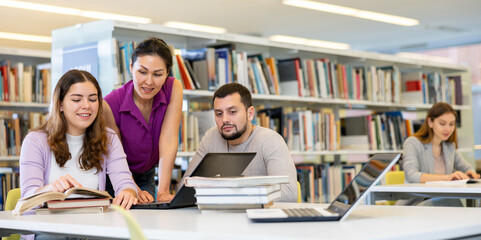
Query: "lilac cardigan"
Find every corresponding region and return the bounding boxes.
[19,128,137,198]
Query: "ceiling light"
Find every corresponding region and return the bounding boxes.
[0,0,151,24]
[164,21,226,34]
[282,0,419,26]
[269,35,350,50]
[0,32,51,43]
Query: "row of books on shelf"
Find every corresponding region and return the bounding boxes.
[258,108,416,152]
[0,166,19,211]
[0,112,47,157]
[0,60,51,103]
[401,72,463,106]
[340,112,418,151]
[296,163,363,203]
[112,40,463,106]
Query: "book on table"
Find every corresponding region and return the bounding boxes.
[195,190,282,204]
[197,202,273,210]
[46,197,111,209]
[13,187,112,215]
[425,179,481,186]
[193,184,280,196]
[35,206,109,215]
[184,175,289,187]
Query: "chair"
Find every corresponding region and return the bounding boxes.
[297,181,301,203]
[385,171,405,205]
[2,188,21,240]
[110,204,147,240]
[386,171,405,185]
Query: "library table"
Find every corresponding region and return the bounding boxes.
[1,202,481,240]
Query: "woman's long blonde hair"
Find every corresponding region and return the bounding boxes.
[37,69,108,173]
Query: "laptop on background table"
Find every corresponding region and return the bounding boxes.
[131,152,256,209]
[246,153,401,222]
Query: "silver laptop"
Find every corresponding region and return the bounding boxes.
[247,153,400,222]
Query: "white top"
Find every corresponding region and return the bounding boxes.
[49,134,98,190]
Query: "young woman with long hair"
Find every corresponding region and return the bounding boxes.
[20,69,138,210]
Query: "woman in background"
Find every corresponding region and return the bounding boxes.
[403,102,479,183]
[103,37,183,203]
[20,69,138,210]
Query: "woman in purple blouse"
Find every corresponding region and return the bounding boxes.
[103,38,183,203]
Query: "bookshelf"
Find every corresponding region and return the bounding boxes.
[0,47,51,163]
[0,47,50,209]
[51,20,473,202]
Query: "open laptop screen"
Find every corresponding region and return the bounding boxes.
[328,153,400,220]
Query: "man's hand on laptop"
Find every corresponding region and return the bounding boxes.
[137,188,154,203]
[157,191,174,202]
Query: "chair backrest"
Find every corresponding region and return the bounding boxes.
[4,188,21,211]
[2,188,21,240]
[386,171,405,185]
[297,181,301,203]
[110,204,147,240]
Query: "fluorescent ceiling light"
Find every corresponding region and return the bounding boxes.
[164,21,226,34]
[269,35,350,50]
[0,32,51,43]
[282,0,419,26]
[0,0,151,24]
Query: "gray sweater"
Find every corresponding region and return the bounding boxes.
[183,126,298,202]
[402,136,473,183]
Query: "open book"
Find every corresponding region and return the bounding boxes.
[425,179,481,186]
[13,187,111,215]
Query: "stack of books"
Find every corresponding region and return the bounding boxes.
[184,175,289,211]
[13,187,111,215]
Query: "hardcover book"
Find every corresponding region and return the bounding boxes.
[13,187,111,215]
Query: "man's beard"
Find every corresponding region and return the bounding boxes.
[220,123,247,141]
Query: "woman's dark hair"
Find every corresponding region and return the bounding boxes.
[38,69,108,173]
[130,37,173,74]
[414,102,458,146]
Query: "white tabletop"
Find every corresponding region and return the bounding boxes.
[370,183,481,193]
[1,203,481,240]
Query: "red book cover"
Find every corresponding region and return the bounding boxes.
[175,55,194,90]
[0,64,9,101]
[405,80,422,91]
[294,59,302,97]
[341,65,348,100]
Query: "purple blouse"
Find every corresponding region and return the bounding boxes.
[104,77,174,173]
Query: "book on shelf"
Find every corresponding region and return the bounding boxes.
[35,206,109,215]
[195,190,281,204]
[13,187,112,215]
[193,184,281,196]
[277,58,301,96]
[184,175,289,187]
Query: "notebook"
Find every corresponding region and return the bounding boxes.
[246,153,401,222]
[131,152,256,209]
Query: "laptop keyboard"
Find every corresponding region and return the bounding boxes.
[282,208,338,217]
[283,208,322,217]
